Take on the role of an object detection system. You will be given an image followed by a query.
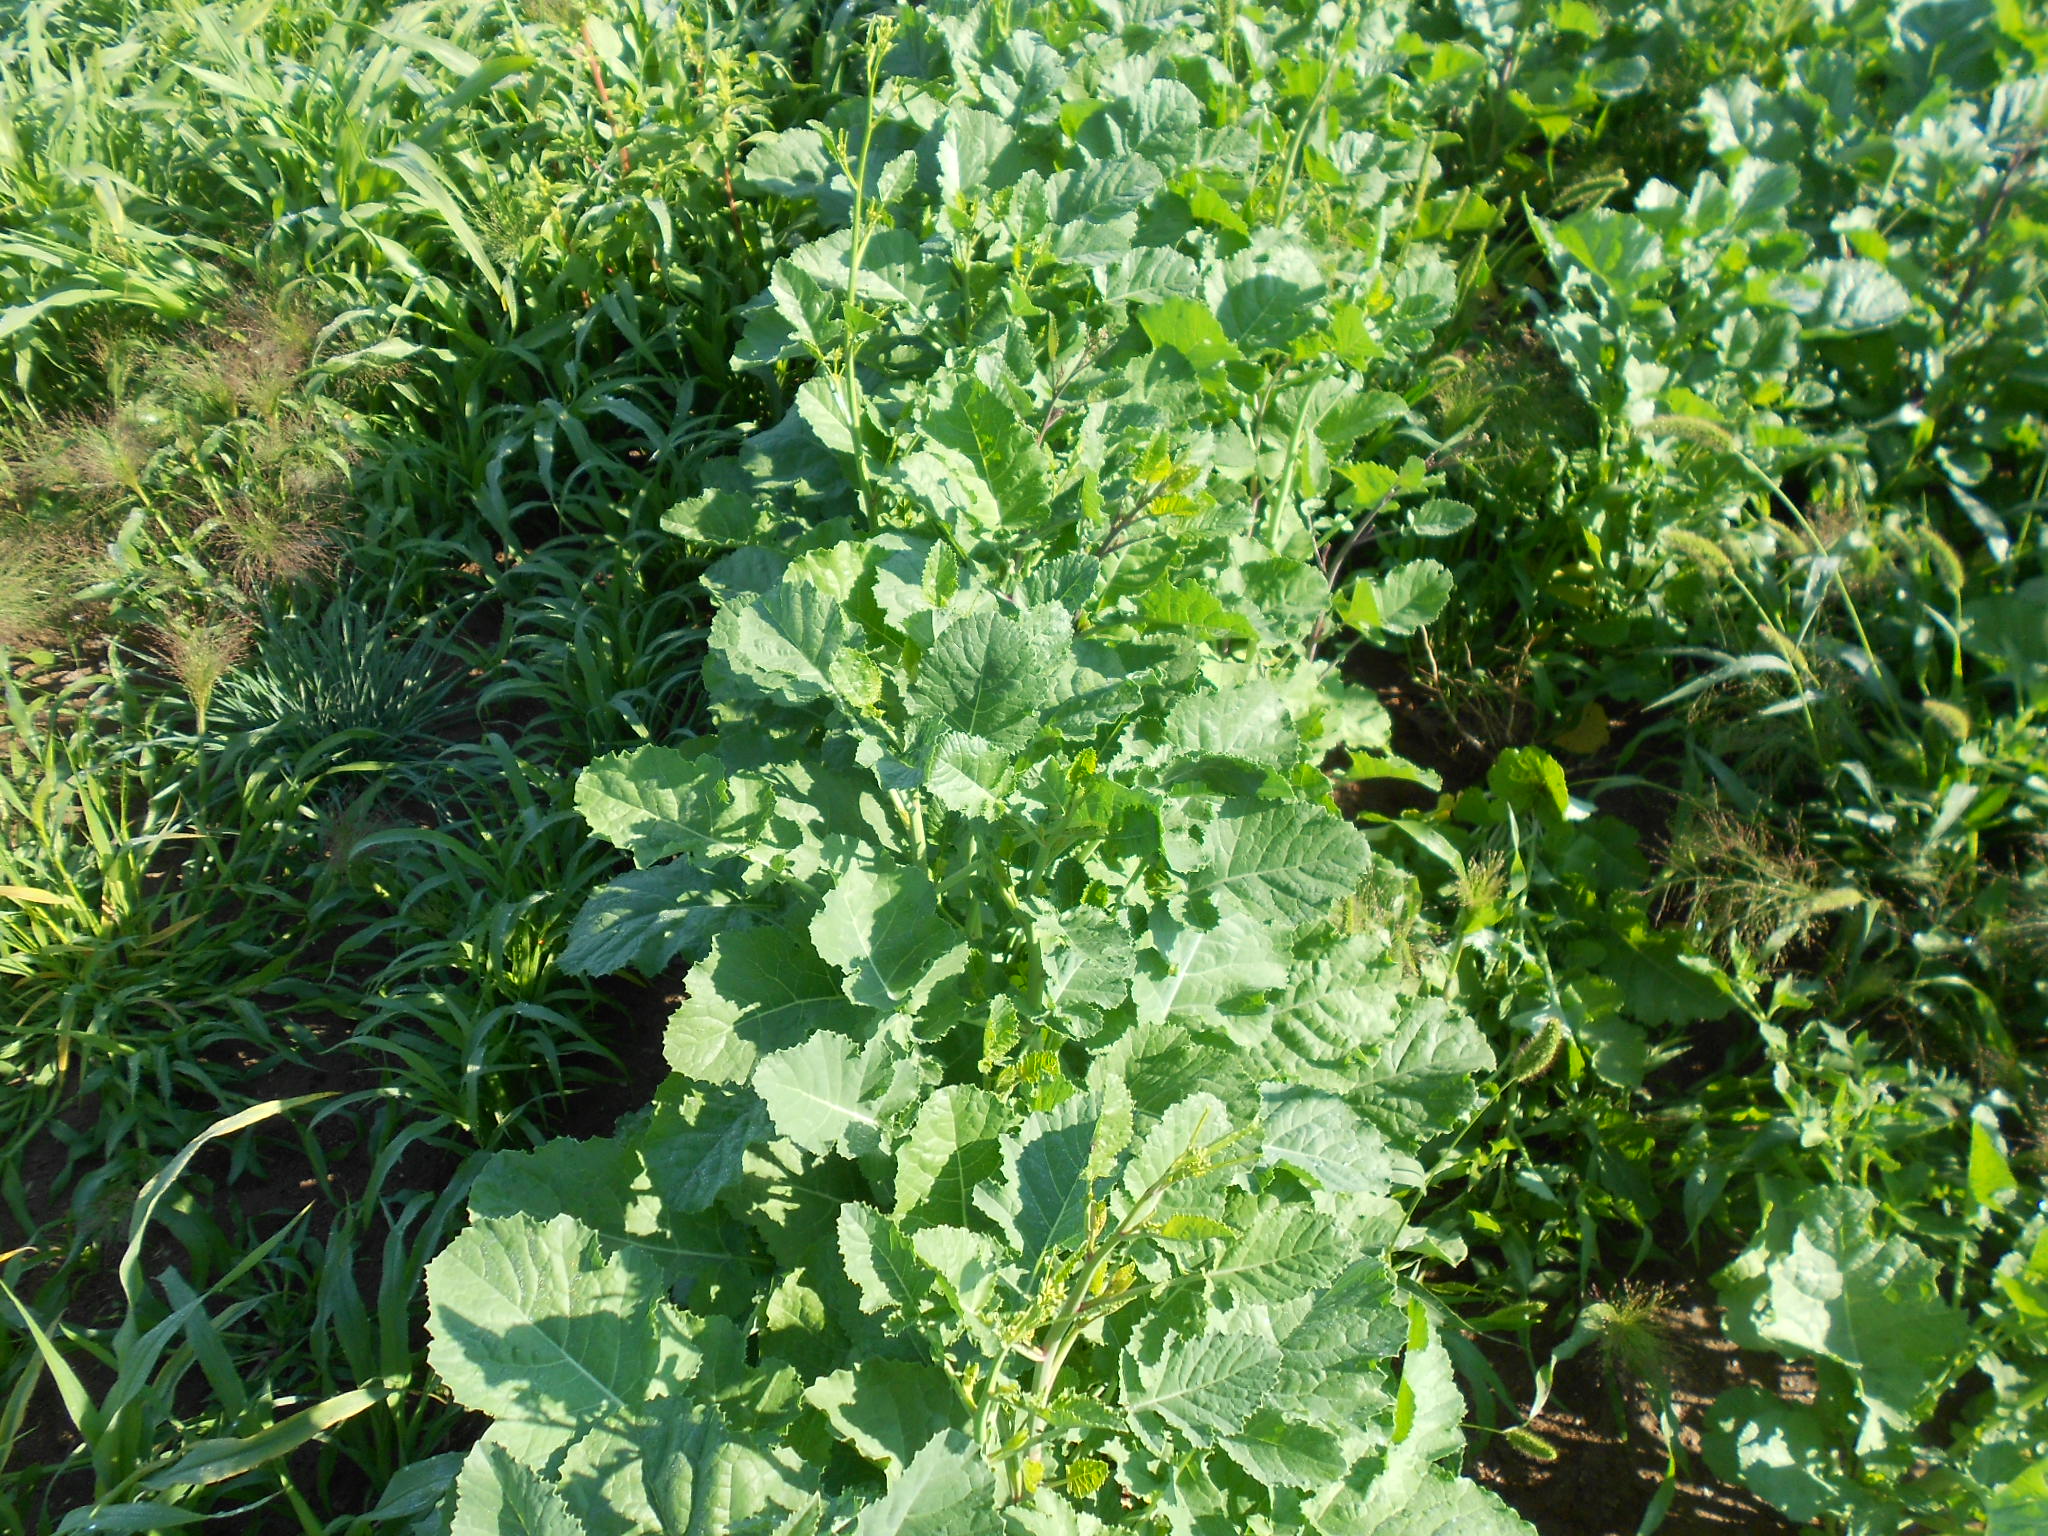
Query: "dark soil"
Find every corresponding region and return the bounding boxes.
[1335,642,1686,861]
[0,989,472,1500]
[1469,1293,1809,1536]
[1338,643,1510,814]
[556,966,687,1138]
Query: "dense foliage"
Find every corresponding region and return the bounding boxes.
[0,0,2042,1533]
[418,10,1524,1528]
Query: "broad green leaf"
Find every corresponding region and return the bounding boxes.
[1339,561,1454,638]
[667,928,871,1084]
[1032,906,1135,1023]
[981,29,1067,119]
[812,863,965,1014]
[1702,1387,1852,1525]
[1275,1260,1407,1395]
[1044,158,1159,261]
[1540,209,1665,303]
[1349,999,1492,1146]
[1161,684,1298,767]
[1406,499,1474,537]
[760,1269,836,1378]
[1121,1092,1231,1202]
[797,375,861,456]
[1122,1321,1282,1449]
[840,1204,932,1315]
[1134,580,1261,643]
[908,611,1064,753]
[555,1421,663,1536]
[852,1430,1003,1536]
[1316,390,1409,448]
[1389,1306,1465,1470]
[785,228,944,312]
[1238,557,1339,644]
[1216,272,1320,353]
[1572,1006,1649,1089]
[1315,1468,1532,1535]
[1094,247,1203,308]
[1019,554,1102,615]
[1610,922,1736,1025]
[1139,300,1240,370]
[892,446,1002,540]
[713,580,862,706]
[806,1360,958,1472]
[425,1214,659,1467]
[468,1126,744,1288]
[734,1137,867,1270]
[1988,1462,2048,1536]
[1131,906,1287,1038]
[1259,1089,1399,1196]
[1207,1206,1355,1303]
[1165,801,1373,926]
[1213,243,1326,352]
[561,864,731,977]
[1726,158,1801,228]
[761,258,840,362]
[740,126,848,215]
[923,377,1053,527]
[1188,187,1251,244]
[1003,1493,1106,1536]
[1101,77,1203,160]
[936,107,1021,202]
[1996,1223,2048,1320]
[1222,1408,1352,1490]
[1485,746,1571,821]
[752,1032,901,1158]
[1794,257,1911,335]
[975,1095,1101,1271]
[623,1405,817,1536]
[911,1225,1005,1321]
[575,750,770,868]
[638,1086,768,1214]
[1586,54,1650,97]
[449,1441,584,1536]
[1050,156,1161,223]
[735,404,853,500]
[924,733,1012,817]
[1718,1186,1974,1449]
[362,1457,463,1524]
[1094,1024,1252,1123]
[894,1086,1009,1225]
[1260,938,1405,1077]
[1971,1109,2020,1209]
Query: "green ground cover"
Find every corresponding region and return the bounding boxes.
[0,0,2042,1532]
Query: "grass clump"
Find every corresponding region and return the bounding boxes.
[208,599,464,753]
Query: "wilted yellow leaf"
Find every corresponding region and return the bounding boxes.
[0,885,71,908]
[1551,702,1611,755]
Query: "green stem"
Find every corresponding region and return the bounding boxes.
[1734,449,1913,743]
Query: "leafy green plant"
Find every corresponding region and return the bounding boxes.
[1,0,836,1528]
[0,1098,386,1533]
[1694,1025,2047,1534]
[414,3,1531,1530]
[475,528,711,760]
[340,738,625,1143]
[208,599,466,759]
[1,0,2043,1530]
[0,661,295,1153]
